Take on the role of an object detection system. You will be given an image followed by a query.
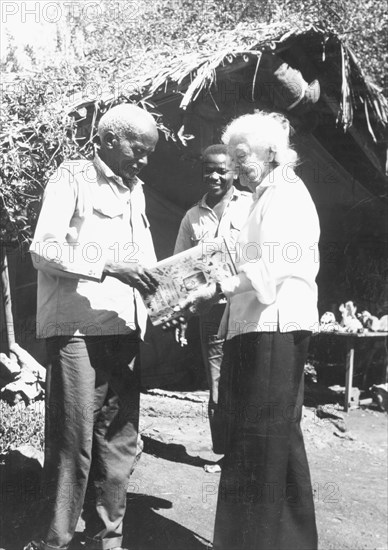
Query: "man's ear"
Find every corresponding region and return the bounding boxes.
[103,131,117,150]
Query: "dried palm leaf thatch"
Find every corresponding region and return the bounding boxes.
[2,22,388,244]
[69,22,387,147]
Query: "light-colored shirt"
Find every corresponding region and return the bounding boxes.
[220,165,320,338]
[30,155,156,339]
[174,187,253,256]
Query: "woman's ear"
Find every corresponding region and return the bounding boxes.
[268,148,275,163]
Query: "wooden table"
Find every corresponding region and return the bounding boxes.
[313,331,388,412]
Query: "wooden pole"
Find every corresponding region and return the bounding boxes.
[344,337,355,412]
[1,245,17,361]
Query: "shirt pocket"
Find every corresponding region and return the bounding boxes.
[93,202,126,219]
[91,183,127,219]
[190,225,209,246]
[90,195,127,250]
[229,216,244,247]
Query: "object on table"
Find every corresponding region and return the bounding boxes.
[370,383,388,412]
[357,310,380,332]
[339,301,363,332]
[319,311,341,332]
[378,315,388,331]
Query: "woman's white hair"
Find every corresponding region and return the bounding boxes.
[222,110,298,166]
[97,103,156,141]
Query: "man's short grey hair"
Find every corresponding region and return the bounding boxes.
[222,110,298,166]
[98,103,156,141]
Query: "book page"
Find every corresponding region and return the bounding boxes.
[143,237,236,325]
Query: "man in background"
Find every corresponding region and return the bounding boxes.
[174,144,252,469]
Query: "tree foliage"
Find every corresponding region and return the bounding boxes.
[1,0,386,244]
[72,0,386,90]
[1,71,81,244]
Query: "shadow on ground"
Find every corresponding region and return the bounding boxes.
[142,436,217,468]
[304,381,345,407]
[122,493,211,550]
[0,457,211,550]
[0,455,41,550]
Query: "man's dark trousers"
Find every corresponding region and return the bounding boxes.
[199,303,226,450]
[38,335,140,550]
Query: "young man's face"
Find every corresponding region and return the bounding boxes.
[203,153,235,200]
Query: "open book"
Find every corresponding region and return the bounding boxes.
[143,237,236,326]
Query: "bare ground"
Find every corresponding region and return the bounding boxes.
[123,390,388,550]
[0,389,387,550]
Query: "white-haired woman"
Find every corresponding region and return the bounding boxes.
[182,111,320,550]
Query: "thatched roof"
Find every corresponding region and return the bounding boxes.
[2,21,386,246]
[68,22,388,146]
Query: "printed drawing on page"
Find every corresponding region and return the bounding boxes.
[143,237,236,325]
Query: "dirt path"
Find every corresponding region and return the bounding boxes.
[1,390,386,550]
[117,390,387,550]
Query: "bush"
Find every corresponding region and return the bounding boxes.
[1,0,386,246]
[0,70,82,245]
[0,400,44,454]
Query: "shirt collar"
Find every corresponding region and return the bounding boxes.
[93,153,142,191]
[252,165,285,201]
[200,185,240,209]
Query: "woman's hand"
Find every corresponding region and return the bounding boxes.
[162,316,188,347]
[178,282,220,316]
[161,283,222,346]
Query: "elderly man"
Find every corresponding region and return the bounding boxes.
[174,144,252,464]
[25,104,159,550]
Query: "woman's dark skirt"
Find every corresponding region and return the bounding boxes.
[213,331,318,550]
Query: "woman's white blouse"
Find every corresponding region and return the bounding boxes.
[220,165,320,338]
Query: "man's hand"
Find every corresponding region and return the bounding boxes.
[178,282,220,316]
[103,260,159,295]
